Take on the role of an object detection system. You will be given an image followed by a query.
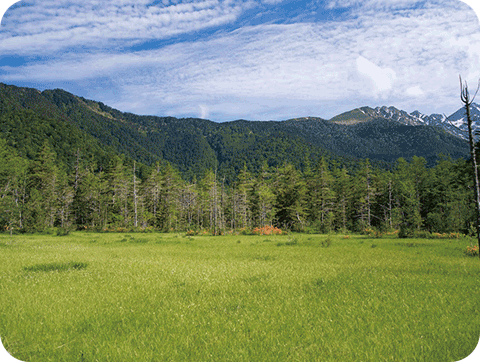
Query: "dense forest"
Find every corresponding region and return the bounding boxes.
[0,83,469,183]
[0,137,475,236]
[0,83,476,236]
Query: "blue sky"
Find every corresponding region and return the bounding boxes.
[0,0,479,122]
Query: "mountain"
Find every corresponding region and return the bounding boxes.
[330,104,480,140]
[0,83,116,169]
[0,83,470,180]
[283,116,468,165]
[441,102,480,137]
[330,106,420,125]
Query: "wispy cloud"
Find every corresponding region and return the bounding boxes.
[326,0,423,10]
[1,0,479,121]
[355,56,396,97]
[0,0,254,54]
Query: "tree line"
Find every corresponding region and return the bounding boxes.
[0,138,475,236]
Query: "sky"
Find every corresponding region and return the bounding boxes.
[0,0,480,122]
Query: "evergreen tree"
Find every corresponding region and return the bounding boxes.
[251,162,276,227]
[143,162,162,228]
[394,158,423,237]
[177,179,198,230]
[198,169,221,232]
[157,163,182,231]
[332,166,353,232]
[107,155,131,227]
[75,166,109,229]
[26,141,59,231]
[353,159,376,231]
[274,163,307,231]
[0,139,28,232]
[306,157,336,232]
[374,169,401,231]
[424,157,472,233]
[56,170,74,229]
[233,164,254,229]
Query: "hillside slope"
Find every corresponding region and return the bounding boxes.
[0,83,470,180]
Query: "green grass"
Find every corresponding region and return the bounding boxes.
[0,232,479,361]
[23,262,88,273]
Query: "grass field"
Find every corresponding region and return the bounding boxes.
[0,232,479,361]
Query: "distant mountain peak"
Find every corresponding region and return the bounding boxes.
[329,103,480,139]
[441,102,480,138]
[330,105,419,126]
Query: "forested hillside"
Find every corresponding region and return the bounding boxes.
[0,83,475,235]
[0,83,469,182]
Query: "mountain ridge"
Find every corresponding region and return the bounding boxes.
[0,83,471,181]
[328,104,480,140]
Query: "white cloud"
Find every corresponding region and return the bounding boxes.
[1,0,480,120]
[326,0,424,10]
[260,0,286,4]
[0,0,252,54]
[405,86,424,97]
[326,0,480,14]
[355,56,396,97]
[199,104,209,119]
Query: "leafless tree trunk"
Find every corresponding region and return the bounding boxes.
[366,167,372,227]
[388,179,393,229]
[133,161,138,228]
[460,76,480,259]
[214,168,218,235]
[74,149,80,193]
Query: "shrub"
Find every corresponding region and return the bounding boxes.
[431,232,460,239]
[397,229,462,239]
[364,228,384,238]
[303,226,318,234]
[40,228,56,235]
[465,244,479,257]
[23,262,88,273]
[56,228,71,236]
[238,227,251,235]
[412,230,432,239]
[398,226,414,238]
[278,236,298,246]
[321,237,332,248]
[252,225,283,236]
[285,236,298,246]
[468,222,477,237]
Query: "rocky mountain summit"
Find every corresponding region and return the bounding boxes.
[329,104,480,140]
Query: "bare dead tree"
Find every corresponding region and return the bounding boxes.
[133,161,138,228]
[460,75,480,258]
